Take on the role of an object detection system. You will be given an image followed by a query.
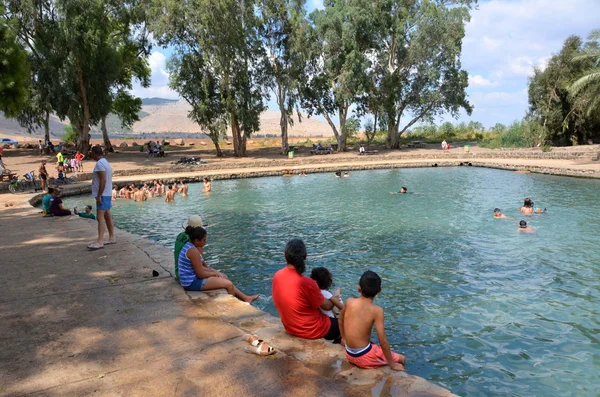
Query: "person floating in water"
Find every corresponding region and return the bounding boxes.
[493,208,508,219]
[335,171,342,178]
[399,187,407,194]
[518,220,535,234]
[165,184,176,203]
[343,172,350,178]
[339,270,406,371]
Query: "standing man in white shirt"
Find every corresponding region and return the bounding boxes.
[88,146,116,250]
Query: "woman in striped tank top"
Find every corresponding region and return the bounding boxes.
[178,226,260,303]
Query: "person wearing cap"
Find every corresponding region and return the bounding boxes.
[517,220,535,234]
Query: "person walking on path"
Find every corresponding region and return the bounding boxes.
[88,146,116,250]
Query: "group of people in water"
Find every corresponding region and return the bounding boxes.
[493,197,547,234]
[110,177,212,203]
[172,215,407,369]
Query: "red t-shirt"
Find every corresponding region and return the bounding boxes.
[272,267,330,339]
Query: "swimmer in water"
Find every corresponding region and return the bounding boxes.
[343,172,350,178]
[520,198,534,215]
[493,208,508,219]
[178,181,188,196]
[335,171,342,178]
[399,187,407,194]
[517,220,535,234]
[165,184,176,203]
[203,177,212,192]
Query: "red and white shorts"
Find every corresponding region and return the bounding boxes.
[345,343,401,369]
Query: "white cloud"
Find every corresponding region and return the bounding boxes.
[459,0,600,126]
[131,50,179,100]
[469,74,497,87]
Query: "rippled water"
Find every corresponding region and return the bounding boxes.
[62,167,600,396]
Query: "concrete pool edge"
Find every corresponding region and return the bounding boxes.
[118,226,459,397]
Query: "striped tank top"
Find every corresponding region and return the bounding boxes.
[178,242,203,287]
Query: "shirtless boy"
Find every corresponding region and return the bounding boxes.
[178,181,188,196]
[203,178,212,192]
[518,220,535,234]
[493,208,507,219]
[165,185,176,203]
[133,186,146,202]
[339,270,406,371]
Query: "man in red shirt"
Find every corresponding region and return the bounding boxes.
[272,239,341,342]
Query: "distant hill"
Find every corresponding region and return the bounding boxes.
[0,98,334,139]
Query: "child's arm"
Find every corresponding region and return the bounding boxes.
[374,307,405,371]
[330,295,344,311]
[187,249,220,279]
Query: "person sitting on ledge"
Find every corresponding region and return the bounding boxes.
[272,239,341,343]
[339,270,406,371]
[49,189,72,217]
[178,225,259,303]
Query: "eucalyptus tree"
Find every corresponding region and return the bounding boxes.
[301,0,374,152]
[259,0,309,154]
[51,0,151,153]
[0,5,29,118]
[151,0,268,157]
[372,0,474,149]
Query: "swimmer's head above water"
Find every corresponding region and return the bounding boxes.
[400,187,407,194]
[519,220,528,228]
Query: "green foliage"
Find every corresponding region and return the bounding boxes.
[345,118,361,139]
[541,145,553,152]
[439,122,456,139]
[479,120,544,149]
[569,29,600,117]
[62,125,77,145]
[152,0,267,157]
[528,33,600,145]
[370,0,475,149]
[0,7,29,118]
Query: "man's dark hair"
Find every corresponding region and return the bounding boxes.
[285,239,307,274]
[519,220,527,228]
[310,267,332,290]
[494,208,501,212]
[167,184,172,190]
[91,145,104,156]
[359,270,381,298]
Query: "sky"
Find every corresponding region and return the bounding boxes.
[131,0,600,129]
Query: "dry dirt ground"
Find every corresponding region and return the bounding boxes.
[3,139,599,180]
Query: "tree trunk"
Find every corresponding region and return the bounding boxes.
[367,111,378,150]
[337,104,349,152]
[241,133,247,157]
[77,63,91,154]
[277,83,289,155]
[43,111,50,154]
[101,116,114,153]
[387,117,400,149]
[209,133,223,157]
[323,113,340,144]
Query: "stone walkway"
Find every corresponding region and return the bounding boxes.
[0,204,456,397]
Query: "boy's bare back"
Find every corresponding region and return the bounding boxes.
[342,296,383,349]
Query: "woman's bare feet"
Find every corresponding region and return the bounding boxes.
[244,294,260,303]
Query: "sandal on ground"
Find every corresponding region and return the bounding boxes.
[245,341,276,356]
[87,243,104,251]
[104,241,117,245]
[242,334,263,347]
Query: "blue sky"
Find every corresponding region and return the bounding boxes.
[132,0,600,129]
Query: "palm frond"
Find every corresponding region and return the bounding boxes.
[585,94,600,117]
[571,48,600,62]
[588,29,600,41]
[569,69,600,96]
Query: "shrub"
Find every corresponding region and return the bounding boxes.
[541,145,553,152]
[62,125,77,145]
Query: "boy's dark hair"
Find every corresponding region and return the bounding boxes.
[47,187,54,194]
[494,208,501,212]
[285,239,307,274]
[91,145,104,156]
[167,184,172,190]
[185,226,207,242]
[359,270,381,298]
[519,220,527,228]
[310,267,333,290]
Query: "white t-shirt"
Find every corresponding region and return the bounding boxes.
[319,289,335,318]
[92,158,113,197]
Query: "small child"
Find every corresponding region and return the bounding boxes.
[339,270,406,371]
[310,267,343,318]
[74,205,96,220]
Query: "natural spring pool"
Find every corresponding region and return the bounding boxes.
[61,167,600,396]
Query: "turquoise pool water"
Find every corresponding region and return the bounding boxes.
[62,167,600,396]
